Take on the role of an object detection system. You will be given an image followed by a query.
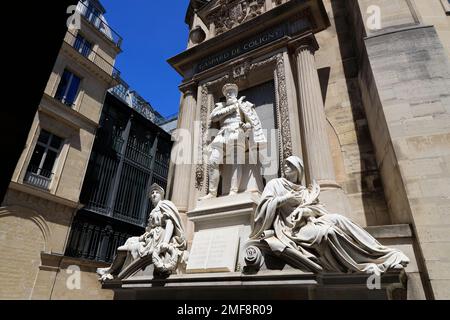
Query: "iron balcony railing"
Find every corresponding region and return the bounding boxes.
[109,82,166,125]
[66,219,134,263]
[76,1,123,48]
[64,30,121,80]
[24,166,54,190]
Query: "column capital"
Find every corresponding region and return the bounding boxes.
[179,80,198,96]
[288,34,320,56]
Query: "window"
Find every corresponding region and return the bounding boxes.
[73,33,92,58]
[77,0,115,42]
[82,0,103,29]
[55,69,81,106]
[24,130,64,190]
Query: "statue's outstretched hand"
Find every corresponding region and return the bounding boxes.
[240,122,252,131]
[307,180,321,204]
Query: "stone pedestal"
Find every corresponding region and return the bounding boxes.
[105,270,408,300]
[186,192,260,273]
[102,225,417,300]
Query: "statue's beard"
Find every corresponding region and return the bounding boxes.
[227,97,238,105]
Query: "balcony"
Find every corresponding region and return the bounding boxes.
[64,30,121,80]
[24,166,53,190]
[76,1,123,48]
[109,82,166,125]
[66,218,136,263]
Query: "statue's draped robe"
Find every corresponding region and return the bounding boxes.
[250,178,410,275]
[124,200,187,261]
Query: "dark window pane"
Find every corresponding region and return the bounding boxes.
[28,145,46,171]
[50,135,63,150]
[74,34,92,58]
[42,150,57,175]
[65,74,81,105]
[74,34,83,51]
[38,130,51,144]
[55,70,71,101]
[81,41,92,57]
[55,70,81,106]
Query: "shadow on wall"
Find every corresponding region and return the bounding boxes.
[320,0,392,226]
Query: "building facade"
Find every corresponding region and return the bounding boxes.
[164,0,450,299]
[65,83,172,267]
[0,0,123,299]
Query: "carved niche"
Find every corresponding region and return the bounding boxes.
[195,53,292,191]
[207,0,266,36]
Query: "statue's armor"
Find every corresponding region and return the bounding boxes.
[211,102,246,148]
[203,94,267,198]
[220,103,243,130]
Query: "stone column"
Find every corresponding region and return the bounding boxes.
[170,83,197,214]
[292,36,351,217]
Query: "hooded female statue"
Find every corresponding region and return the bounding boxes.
[249,156,409,275]
[97,184,187,280]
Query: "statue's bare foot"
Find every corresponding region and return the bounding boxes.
[199,193,216,201]
[392,264,405,270]
[229,190,238,196]
[96,267,110,276]
[100,273,114,281]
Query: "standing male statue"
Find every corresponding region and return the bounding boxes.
[200,83,266,200]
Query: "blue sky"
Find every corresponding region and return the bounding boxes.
[101,0,191,118]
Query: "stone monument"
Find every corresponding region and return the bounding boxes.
[101,0,417,299]
[244,156,410,276]
[187,83,267,274]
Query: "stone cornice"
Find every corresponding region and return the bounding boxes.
[288,32,320,55]
[179,80,198,95]
[168,0,330,77]
[41,93,99,131]
[40,252,110,270]
[8,181,81,209]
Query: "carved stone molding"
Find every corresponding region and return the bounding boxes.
[207,0,266,36]
[249,54,292,169]
[179,81,198,96]
[288,34,319,56]
[232,60,251,80]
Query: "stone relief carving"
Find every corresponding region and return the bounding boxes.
[208,0,266,36]
[274,53,293,164]
[96,184,188,281]
[245,156,410,275]
[232,60,250,80]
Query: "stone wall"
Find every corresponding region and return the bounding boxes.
[413,0,450,59]
[346,0,450,300]
[35,255,114,300]
[0,190,74,299]
[315,0,391,227]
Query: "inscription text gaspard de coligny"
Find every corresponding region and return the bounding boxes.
[196,18,311,73]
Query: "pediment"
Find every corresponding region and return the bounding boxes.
[198,0,267,36]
